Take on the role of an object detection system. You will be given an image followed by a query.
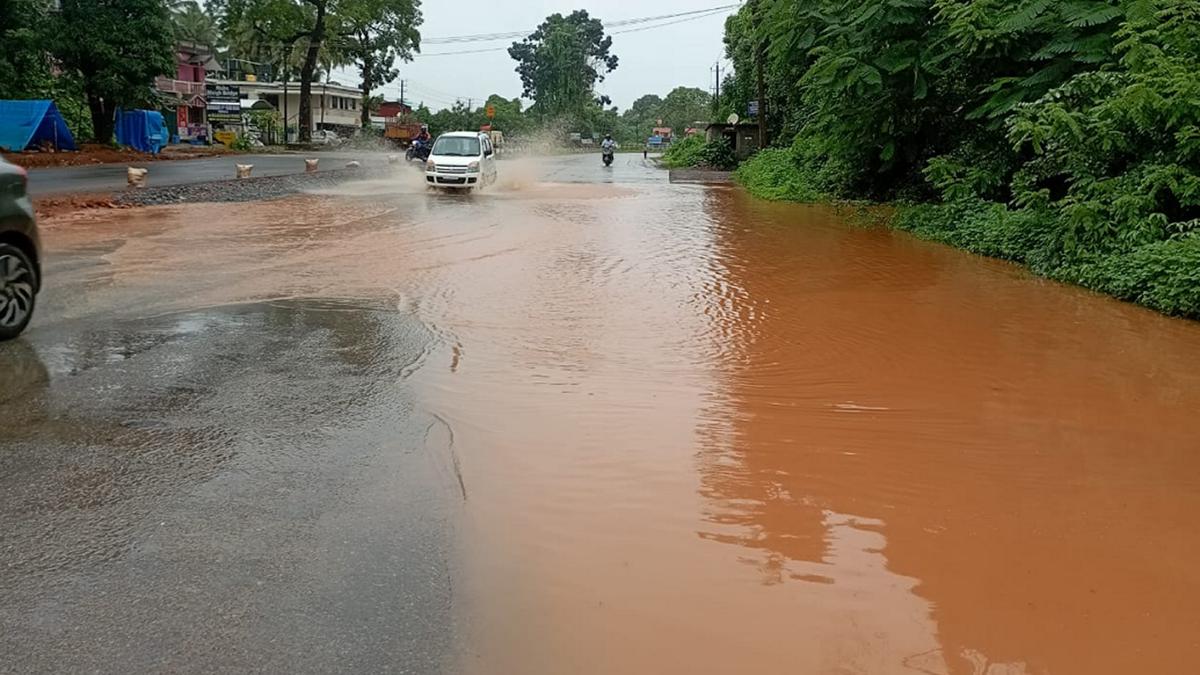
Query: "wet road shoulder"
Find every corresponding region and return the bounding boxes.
[0,300,463,673]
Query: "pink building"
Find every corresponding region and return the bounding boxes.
[155,41,218,141]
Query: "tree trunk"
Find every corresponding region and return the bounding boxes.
[298,1,327,143]
[87,93,115,144]
[360,54,373,128]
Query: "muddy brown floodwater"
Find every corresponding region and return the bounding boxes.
[28,155,1200,674]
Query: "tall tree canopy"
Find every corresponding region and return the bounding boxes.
[508,11,618,118]
[336,0,422,127]
[52,0,176,143]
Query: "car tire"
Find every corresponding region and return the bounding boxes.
[0,243,37,341]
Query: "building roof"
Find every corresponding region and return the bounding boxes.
[207,79,363,96]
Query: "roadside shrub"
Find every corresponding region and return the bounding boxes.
[662,135,737,170]
[894,202,1200,318]
[734,148,823,202]
[229,133,253,152]
[1059,235,1200,318]
[661,134,705,168]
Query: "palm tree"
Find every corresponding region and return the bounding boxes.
[172,1,222,53]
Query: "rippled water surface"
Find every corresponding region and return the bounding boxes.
[30,155,1200,674]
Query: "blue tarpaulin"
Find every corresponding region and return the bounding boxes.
[0,100,77,152]
[115,109,168,154]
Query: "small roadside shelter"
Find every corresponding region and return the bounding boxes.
[0,100,78,152]
[706,122,762,161]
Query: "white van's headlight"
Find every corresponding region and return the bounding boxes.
[468,161,480,172]
[426,159,436,171]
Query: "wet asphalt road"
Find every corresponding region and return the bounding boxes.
[0,305,462,673]
[27,151,374,196]
[0,153,663,673]
[0,173,493,670]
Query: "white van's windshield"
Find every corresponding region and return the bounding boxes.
[432,136,480,157]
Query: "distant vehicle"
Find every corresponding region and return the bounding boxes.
[385,120,424,148]
[311,129,342,146]
[425,132,498,192]
[486,130,504,157]
[0,158,40,340]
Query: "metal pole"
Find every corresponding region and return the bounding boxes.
[714,62,721,119]
[753,0,769,148]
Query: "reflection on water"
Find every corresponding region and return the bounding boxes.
[25,157,1200,673]
[696,189,1200,674]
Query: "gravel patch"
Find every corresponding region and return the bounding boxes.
[114,165,391,207]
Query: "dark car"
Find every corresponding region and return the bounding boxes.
[0,158,40,340]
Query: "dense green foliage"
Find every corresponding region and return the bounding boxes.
[53,0,177,144]
[508,11,618,119]
[0,0,173,143]
[335,0,422,127]
[725,0,1200,317]
[662,134,737,171]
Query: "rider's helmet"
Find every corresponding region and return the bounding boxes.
[605,134,612,140]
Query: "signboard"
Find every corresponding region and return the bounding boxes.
[748,100,760,117]
[485,105,496,119]
[206,83,242,124]
[214,130,238,146]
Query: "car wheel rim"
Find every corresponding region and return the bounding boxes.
[0,253,34,328]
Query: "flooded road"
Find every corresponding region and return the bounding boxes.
[3,154,1200,673]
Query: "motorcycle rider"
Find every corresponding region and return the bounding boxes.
[601,134,616,153]
[409,124,433,162]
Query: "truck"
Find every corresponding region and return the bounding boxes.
[384,119,424,148]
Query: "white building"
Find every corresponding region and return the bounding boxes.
[208,79,366,138]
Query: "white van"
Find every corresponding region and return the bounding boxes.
[425,131,498,191]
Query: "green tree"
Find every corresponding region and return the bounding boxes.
[173,1,223,52]
[335,0,422,128]
[508,11,618,119]
[658,86,711,135]
[0,0,53,100]
[482,94,532,136]
[219,0,349,142]
[52,0,176,143]
[622,94,663,140]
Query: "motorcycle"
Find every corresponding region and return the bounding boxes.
[406,138,431,163]
[602,147,614,167]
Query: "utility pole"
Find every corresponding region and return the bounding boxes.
[713,61,721,118]
[400,80,405,109]
[752,0,769,148]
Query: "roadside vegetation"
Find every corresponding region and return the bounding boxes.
[661,134,737,171]
[718,0,1200,318]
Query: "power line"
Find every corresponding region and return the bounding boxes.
[417,7,736,58]
[421,4,739,45]
[611,8,733,35]
[415,46,509,58]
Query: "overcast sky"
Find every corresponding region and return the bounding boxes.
[331,1,738,111]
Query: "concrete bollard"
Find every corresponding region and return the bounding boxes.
[305,158,319,173]
[127,167,148,188]
[345,160,361,169]
[236,163,254,179]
